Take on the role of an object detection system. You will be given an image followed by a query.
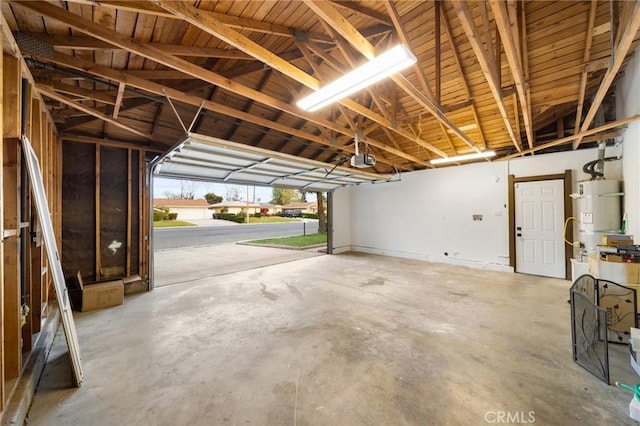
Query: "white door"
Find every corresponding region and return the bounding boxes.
[515,179,565,278]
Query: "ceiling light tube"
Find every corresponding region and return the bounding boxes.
[430,150,496,165]
[297,44,417,112]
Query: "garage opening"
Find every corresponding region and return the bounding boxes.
[150,133,391,288]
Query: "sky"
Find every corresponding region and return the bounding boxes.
[153,177,316,203]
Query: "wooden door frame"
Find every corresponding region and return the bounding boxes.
[508,170,573,279]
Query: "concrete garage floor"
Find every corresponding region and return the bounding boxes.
[153,243,324,287]
[27,252,636,425]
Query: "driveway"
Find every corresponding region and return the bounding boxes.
[153,243,324,287]
[153,219,319,250]
[152,219,325,287]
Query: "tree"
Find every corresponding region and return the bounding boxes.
[270,187,299,205]
[316,192,327,233]
[204,192,223,204]
[226,186,242,201]
[165,180,198,199]
[298,190,307,202]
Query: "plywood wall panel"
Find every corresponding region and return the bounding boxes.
[99,146,128,279]
[61,141,96,279]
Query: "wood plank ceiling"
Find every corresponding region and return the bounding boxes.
[3,0,640,174]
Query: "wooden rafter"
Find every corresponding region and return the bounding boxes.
[112,82,126,119]
[435,0,442,104]
[317,20,391,122]
[41,51,430,168]
[95,0,339,44]
[490,0,534,150]
[45,81,117,104]
[452,0,521,151]
[329,1,393,26]
[305,0,480,156]
[224,69,273,141]
[220,24,392,79]
[13,1,428,168]
[151,0,443,160]
[385,0,455,152]
[439,6,487,149]
[60,133,163,152]
[574,0,640,149]
[38,85,152,139]
[501,113,640,160]
[16,32,254,59]
[573,0,599,144]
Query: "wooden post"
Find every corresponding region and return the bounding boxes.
[3,54,22,390]
[3,138,21,381]
[95,145,101,280]
[21,86,34,353]
[126,149,132,276]
[138,152,144,275]
[30,100,42,334]
[0,32,5,410]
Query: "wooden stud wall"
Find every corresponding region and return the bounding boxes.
[0,51,65,412]
[3,54,22,404]
[61,140,150,283]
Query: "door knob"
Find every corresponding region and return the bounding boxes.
[517,233,522,237]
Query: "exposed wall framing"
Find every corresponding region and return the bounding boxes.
[0,51,63,412]
[61,141,149,282]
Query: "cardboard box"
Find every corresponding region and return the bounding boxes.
[589,254,640,284]
[77,272,124,312]
[123,274,147,295]
[606,254,624,263]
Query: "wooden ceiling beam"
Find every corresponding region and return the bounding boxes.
[60,132,164,152]
[95,0,336,44]
[16,32,253,59]
[37,85,153,139]
[490,0,534,150]
[40,51,427,168]
[15,1,425,168]
[574,1,640,149]
[305,0,479,158]
[329,1,393,26]
[150,0,437,163]
[45,80,117,104]
[224,69,273,141]
[112,82,126,119]
[500,113,640,160]
[220,24,392,79]
[573,0,597,143]
[152,1,320,89]
[385,1,454,154]
[440,5,487,149]
[317,20,390,121]
[452,0,521,152]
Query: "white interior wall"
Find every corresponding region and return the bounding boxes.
[331,45,640,271]
[334,147,616,272]
[617,46,640,239]
[330,188,352,253]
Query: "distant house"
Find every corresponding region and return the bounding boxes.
[260,203,281,216]
[281,201,318,216]
[153,198,211,220]
[209,201,262,215]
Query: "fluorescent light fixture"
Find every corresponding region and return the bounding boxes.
[297,44,417,112]
[430,150,496,165]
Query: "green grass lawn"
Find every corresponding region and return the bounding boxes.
[153,220,196,228]
[243,217,301,224]
[247,233,327,247]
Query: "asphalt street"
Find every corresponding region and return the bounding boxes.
[153,220,319,250]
